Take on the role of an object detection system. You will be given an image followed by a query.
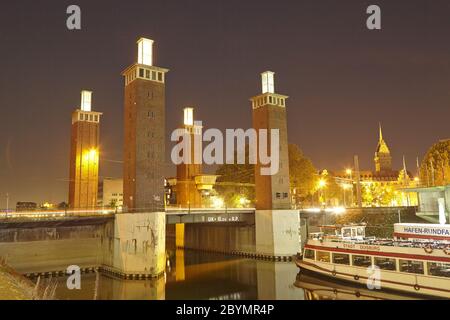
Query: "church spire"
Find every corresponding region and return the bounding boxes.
[403,155,407,173]
[379,122,383,142]
[374,123,392,172]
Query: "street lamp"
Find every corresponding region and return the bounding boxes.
[341,184,351,207]
[213,197,224,209]
[317,179,327,207]
[239,196,248,207]
[318,179,327,189]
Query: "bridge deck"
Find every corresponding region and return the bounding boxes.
[0,208,256,225]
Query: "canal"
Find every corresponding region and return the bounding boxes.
[42,248,418,300]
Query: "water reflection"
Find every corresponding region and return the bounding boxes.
[294,272,422,300]
[44,248,419,300]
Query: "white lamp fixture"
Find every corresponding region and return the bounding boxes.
[80,90,92,112]
[137,38,154,66]
[261,71,275,94]
[184,107,194,126]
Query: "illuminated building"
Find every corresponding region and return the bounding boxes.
[68,90,102,209]
[98,178,123,208]
[122,38,169,211]
[15,202,38,212]
[333,125,418,207]
[374,124,392,172]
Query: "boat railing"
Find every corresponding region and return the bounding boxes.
[317,236,450,250]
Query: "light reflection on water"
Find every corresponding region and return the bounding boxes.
[45,249,416,300]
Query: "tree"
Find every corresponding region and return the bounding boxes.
[289,144,318,206]
[215,145,255,207]
[419,139,450,187]
[362,183,397,207]
[109,199,118,208]
[57,202,68,210]
[214,143,319,208]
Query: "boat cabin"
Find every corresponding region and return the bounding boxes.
[309,225,366,241]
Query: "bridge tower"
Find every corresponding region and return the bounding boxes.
[111,38,167,278]
[122,38,169,212]
[250,71,300,258]
[68,90,102,209]
[176,107,203,208]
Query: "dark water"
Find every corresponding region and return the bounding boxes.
[46,249,417,300]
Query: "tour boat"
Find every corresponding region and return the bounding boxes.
[296,223,450,298]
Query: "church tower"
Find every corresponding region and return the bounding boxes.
[122,38,169,212]
[374,124,392,172]
[69,90,102,209]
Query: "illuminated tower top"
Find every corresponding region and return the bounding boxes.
[122,37,169,86]
[183,107,194,126]
[250,71,288,109]
[182,107,202,135]
[137,38,154,66]
[80,90,92,112]
[261,71,275,94]
[72,90,102,124]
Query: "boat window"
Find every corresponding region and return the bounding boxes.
[428,262,450,278]
[399,260,424,274]
[309,232,323,240]
[374,257,397,271]
[357,227,365,237]
[316,251,330,263]
[351,228,357,238]
[342,228,351,238]
[352,255,372,267]
[304,249,315,260]
[332,253,350,265]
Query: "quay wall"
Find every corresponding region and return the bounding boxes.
[0,218,114,274]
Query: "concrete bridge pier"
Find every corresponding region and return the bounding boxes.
[112,212,166,277]
[255,210,301,259]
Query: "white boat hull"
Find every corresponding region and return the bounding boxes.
[296,258,450,299]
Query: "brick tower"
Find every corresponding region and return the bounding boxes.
[176,107,203,208]
[122,38,169,212]
[250,71,300,258]
[68,90,102,209]
[251,71,291,210]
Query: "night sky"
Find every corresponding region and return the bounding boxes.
[1,0,449,206]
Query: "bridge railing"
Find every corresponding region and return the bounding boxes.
[165,207,256,215]
[0,208,117,221]
[0,206,256,221]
